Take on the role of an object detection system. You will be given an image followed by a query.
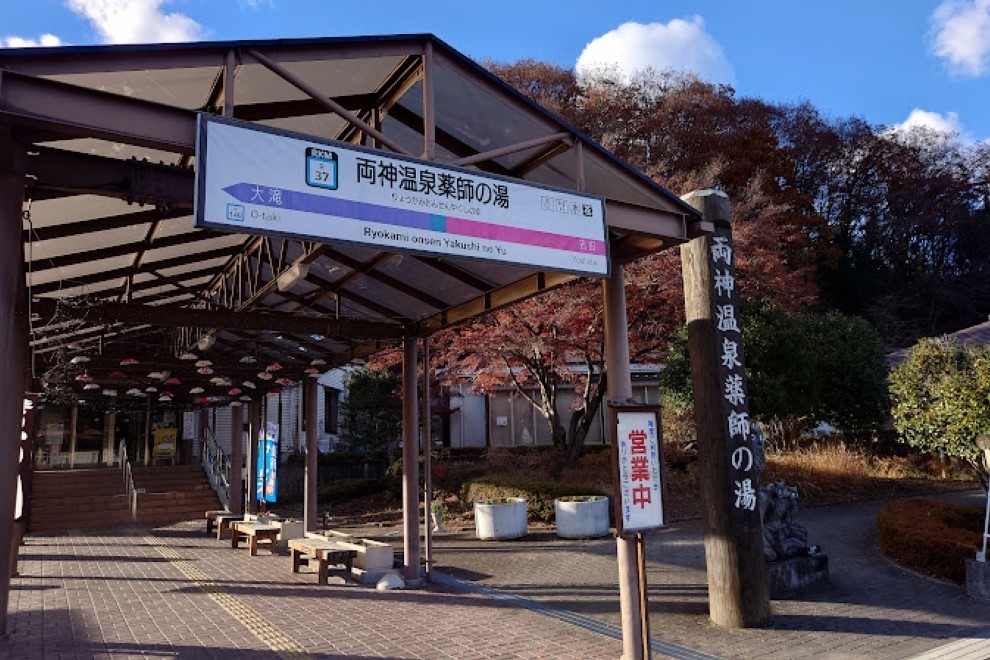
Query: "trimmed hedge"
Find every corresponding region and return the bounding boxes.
[316,477,394,504]
[462,476,607,523]
[876,498,983,583]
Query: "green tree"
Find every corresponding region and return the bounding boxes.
[889,338,990,486]
[662,300,888,450]
[807,311,889,439]
[339,368,402,461]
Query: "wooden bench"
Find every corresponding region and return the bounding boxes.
[288,538,358,584]
[230,521,281,556]
[205,510,234,536]
[211,512,243,540]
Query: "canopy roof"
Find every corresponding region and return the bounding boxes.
[0,34,706,408]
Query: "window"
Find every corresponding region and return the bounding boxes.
[324,387,340,434]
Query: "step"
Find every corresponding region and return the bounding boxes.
[27,464,223,533]
[29,510,134,533]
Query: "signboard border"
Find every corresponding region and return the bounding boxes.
[609,403,665,537]
[194,113,611,278]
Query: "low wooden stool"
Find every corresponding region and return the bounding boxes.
[214,513,242,540]
[288,538,358,584]
[230,521,280,556]
[205,510,232,536]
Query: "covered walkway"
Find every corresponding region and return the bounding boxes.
[4,491,990,659]
[0,34,709,657]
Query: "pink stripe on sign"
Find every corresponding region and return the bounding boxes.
[446,216,606,255]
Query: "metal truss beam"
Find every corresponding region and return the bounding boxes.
[0,70,196,153]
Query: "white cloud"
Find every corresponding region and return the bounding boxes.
[66,0,203,44]
[887,108,973,144]
[896,109,965,134]
[576,17,734,85]
[2,34,63,48]
[929,0,990,77]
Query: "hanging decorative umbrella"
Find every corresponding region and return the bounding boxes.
[189,386,205,394]
[145,386,158,393]
[69,355,90,365]
[102,389,118,397]
[242,380,256,389]
[165,377,181,385]
[304,367,320,376]
[83,382,100,390]
[197,367,214,375]
[109,371,127,379]
[266,361,283,372]
[239,355,257,364]
[120,357,139,366]
[228,387,242,396]
[195,359,213,368]
[310,358,327,366]
[179,352,198,361]
[239,395,252,402]
[257,372,273,381]
[75,373,93,382]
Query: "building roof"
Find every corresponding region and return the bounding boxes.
[0,34,706,407]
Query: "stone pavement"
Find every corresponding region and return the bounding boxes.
[3,490,990,659]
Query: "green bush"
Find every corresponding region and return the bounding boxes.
[876,498,983,583]
[462,476,606,523]
[316,478,392,505]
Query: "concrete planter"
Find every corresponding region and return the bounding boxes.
[966,557,990,602]
[474,498,527,540]
[554,496,610,538]
[341,538,394,571]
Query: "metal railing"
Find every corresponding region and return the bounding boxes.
[119,439,138,522]
[201,425,231,510]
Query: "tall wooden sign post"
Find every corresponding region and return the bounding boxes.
[680,189,771,628]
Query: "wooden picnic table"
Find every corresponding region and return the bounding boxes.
[288,537,358,585]
[230,521,281,556]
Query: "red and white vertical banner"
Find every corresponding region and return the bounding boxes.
[611,406,664,536]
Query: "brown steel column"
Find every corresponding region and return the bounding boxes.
[0,130,28,637]
[421,337,433,578]
[681,189,771,628]
[304,379,318,531]
[229,404,243,516]
[401,337,420,582]
[603,263,645,660]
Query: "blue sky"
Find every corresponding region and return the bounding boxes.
[4,0,989,142]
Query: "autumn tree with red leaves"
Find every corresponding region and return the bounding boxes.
[432,274,668,465]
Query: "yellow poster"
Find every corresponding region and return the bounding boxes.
[153,427,178,458]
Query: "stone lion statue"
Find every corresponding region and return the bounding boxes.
[759,480,809,562]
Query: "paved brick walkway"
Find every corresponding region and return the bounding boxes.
[2,491,990,659]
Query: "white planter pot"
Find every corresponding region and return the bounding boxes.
[554,496,610,539]
[474,498,528,540]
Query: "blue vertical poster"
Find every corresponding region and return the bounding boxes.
[256,421,279,503]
